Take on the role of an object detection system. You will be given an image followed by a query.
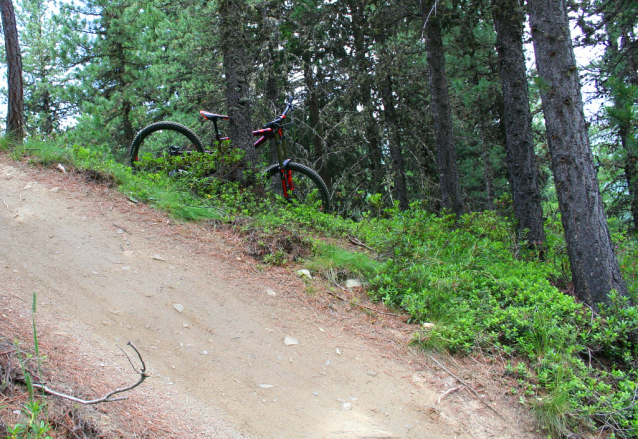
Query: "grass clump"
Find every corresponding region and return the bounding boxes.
[306,243,379,283]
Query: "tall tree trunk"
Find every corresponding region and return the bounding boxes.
[480,129,495,211]
[0,0,25,141]
[351,1,384,189]
[493,0,546,246]
[381,74,409,211]
[529,0,629,308]
[219,0,256,169]
[303,61,326,181]
[422,2,464,217]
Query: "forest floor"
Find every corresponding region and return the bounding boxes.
[0,153,542,438]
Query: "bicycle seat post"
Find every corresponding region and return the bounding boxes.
[212,119,221,142]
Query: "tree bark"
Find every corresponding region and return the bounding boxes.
[529,0,629,308]
[422,1,464,217]
[351,0,384,188]
[219,0,256,169]
[381,74,409,211]
[493,0,546,246]
[303,61,326,181]
[0,0,25,141]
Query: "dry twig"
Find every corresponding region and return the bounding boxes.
[113,223,131,234]
[428,354,508,421]
[438,386,460,404]
[347,235,374,252]
[33,341,148,405]
[329,280,400,317]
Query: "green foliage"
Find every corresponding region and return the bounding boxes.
[8,294,52,439]
[5,399,52,439]
[343,209,638,438]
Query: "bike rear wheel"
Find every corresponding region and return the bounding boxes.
[130,121,204,169]
[264,162,330,211]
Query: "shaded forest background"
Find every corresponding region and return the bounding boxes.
[5,0,634,221]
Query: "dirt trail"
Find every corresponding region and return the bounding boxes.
[0,156,539,438]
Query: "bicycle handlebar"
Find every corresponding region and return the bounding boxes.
[264,96,295,129]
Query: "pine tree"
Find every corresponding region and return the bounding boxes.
[1,0,24,140]
[529,0,629,308]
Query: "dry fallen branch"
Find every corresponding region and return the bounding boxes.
[428,354,507,421]
[33,341,148,405]
[3,199,10,211]
[347,235,374,252]
[438,386,460,404]
[112,222,131,234]
[329,280,400,317]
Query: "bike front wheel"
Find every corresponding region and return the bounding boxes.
[264,162,330,211]
[130,121,204,169]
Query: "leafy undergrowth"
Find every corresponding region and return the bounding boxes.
[6,138,638,438]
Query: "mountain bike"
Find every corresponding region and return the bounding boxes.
[129,97,330,211]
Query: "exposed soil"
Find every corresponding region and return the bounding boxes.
[0,154,541,438]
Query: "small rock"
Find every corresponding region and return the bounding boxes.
[341,402,352,411]
[366,370,377,377]
[92,271,99,275]
[422,322,436,330]
[22,184,33,190]
[284,336,299,346]
[56,163,67,174]
[13,410,20,415]
[336,348,341,355]
[201,351,208,355]
[121,266,131,271]
[173,303,185,313]
[258,384,274,389]
[265,289,277,297]
[50,187,60,193]
[296,269,312,279]
[345,279,362,288]
[117,229,124,234]
[152,254,165,261]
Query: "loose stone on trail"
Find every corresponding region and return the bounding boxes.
[296,269,312,279]
[283,336,299,346]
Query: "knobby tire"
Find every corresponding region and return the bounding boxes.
[129,121,204,167]
[264,162,330,211]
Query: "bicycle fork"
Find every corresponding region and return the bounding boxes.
[279,160,294,198]
[274,131,295,201]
